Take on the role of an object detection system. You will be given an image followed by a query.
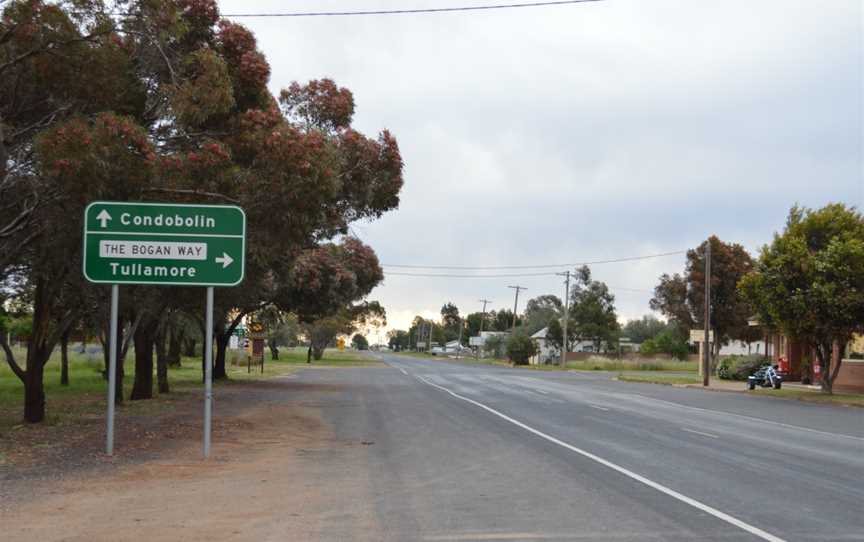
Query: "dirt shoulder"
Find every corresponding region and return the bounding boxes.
[0,372,383,542]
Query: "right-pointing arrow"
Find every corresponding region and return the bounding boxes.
[215,253,234,269]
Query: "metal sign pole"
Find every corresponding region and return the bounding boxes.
[106,284,119,455]
[204,286,214,459]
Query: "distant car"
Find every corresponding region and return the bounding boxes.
[747,364,782,390]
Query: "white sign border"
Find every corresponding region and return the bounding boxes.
[82,201,247,287]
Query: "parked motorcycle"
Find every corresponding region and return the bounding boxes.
[747,364,783,390]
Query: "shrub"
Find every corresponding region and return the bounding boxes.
[718,355,769,380]
[640,330,689,360]
[506,333,537,365]
[484,335,505,358]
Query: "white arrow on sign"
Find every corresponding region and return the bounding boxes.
[215,253,234,269]
[96,210,113,228]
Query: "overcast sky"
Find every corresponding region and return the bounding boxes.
[219,0,862,339]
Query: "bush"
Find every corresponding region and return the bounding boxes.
[484,335,505,358]
[351,334,369,350]
[640,330,689,360]
[718,355,769,380]
[506,334,537,365]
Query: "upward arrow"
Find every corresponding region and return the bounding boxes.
[96,210,112,228]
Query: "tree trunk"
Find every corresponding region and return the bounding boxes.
[214,332,230,380]
[24,360,46,423]
[130,320,155,400]
[100,331,109,381]
[155,327,169,394]
[312,343,325,360]
[167,325,183,367]
[60,329,70,386]
[823,339,845,395]
[815,342,832,394]
[183,337,197,358]
[307,346,312,364]
[22,277,75,423]
[268,338,279,360]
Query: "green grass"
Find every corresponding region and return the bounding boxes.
[565,359,697,372]
[0,345,378,430]
[265,347,381,367]
[750,388,864,407]
[616,373,702,385]
[394,351,697,373]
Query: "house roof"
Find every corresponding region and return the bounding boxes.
[531,327,549,339]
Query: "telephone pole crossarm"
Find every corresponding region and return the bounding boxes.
[507,285,527,331]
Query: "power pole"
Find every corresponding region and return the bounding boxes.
[477,299,492,359]
[457,317,464,356]
[556,271,571,366]
[508,285,526,332]
[703,239,712,387]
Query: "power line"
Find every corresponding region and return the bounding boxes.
[223,1,602,18]
[384,271,559,278]
[382,271,654,294]
[382,250,687,270]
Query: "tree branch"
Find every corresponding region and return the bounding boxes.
[0,29,113,77]
[0,329,25,382]
[143,188,239,204]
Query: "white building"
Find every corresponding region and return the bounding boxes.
[717,339,768,356]
[529,326,613,364]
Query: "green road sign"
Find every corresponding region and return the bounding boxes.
[83,202,246,286]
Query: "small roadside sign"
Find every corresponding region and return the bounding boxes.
[83,201,245,286]
[690,329,714,343]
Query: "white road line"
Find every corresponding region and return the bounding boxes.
[680,427,719,439]
[588,404,610,411]
[416,375,786,542]
[632,394,864,442]
[399,368,408,376]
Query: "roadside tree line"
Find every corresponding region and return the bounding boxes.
[386,202,864,388]
[650,203,864,394]
[0,0,403,422]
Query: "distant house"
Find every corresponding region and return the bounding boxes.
[688,336,768,357]
[529,326,625,364]
[469,331,509,348]
[530,327,556,364]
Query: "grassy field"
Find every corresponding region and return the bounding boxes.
[749,388,864,407]
[565,359,697,372]
[0,345,376,430]
[394,351,697,373]
[616,373,702,385]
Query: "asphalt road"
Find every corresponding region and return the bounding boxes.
[297,352,863,541]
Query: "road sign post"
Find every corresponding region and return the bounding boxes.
[106,284,119,455]
[84,202,245,459]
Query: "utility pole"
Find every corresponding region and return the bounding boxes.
[703,239,712,387]
[508,285,526,332]
[457,317,464,357]
[427,322,433,354]
[556,271,571,366]
[477,299,492,359]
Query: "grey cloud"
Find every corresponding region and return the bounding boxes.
[219,0,862,332]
